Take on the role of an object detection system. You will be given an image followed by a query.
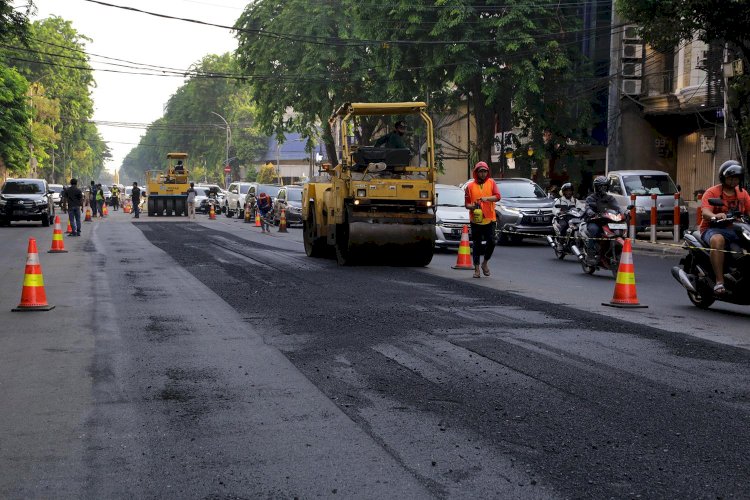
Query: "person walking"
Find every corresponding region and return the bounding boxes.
[89,181,97,217]
[186,182,197,219]
[464,161,500,278]
[95,184,105,217]
[65,178,83,236]
[131,182,141,218]
[111,185,120,211]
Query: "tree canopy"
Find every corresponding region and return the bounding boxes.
[120,53,267,185]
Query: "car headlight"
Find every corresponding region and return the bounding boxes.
[35,200,48,206]
[501,206,521,216]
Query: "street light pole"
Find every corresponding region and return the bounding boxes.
[210,111,231,187]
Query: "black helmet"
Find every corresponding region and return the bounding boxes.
[593,176,609,195]
[719,160,745,191]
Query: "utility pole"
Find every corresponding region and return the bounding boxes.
[210,111,231,187]
[606,3,623,175]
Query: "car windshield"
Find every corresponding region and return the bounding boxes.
[2,181,44,194]
[498,181,547,199]
[622,175,677,195]
[286,189,302,202]
[195,187,209,196]
[258,185,281,198]
[49,185,64,193]
[436,187,465,207]
[239,185,251,194]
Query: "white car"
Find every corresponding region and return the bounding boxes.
[435,184,470,249]
[48,184,64,206]
[224,182,258,218]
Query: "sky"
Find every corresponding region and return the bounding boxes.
[28,0,249,173]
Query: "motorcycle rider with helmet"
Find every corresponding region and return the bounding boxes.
[553,182,579,250]
[699,160,750,294]
[583,176,622,265]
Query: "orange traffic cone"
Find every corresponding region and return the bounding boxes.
[603,239,647,308]
[278,208,288,233]
[451,225,474,270]
[209,205,216,220]
[103,204,109,217]
[84,207,92,222]
[12,238,55,311]
[123,203,131,214]
[48,216,68,253]
[254,210,261,227]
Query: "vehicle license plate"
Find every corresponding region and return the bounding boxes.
[530,216,548,223]
[451,228,461,236]
[609,223,627,230]
[13,209,26,215]
[659,220,672,226]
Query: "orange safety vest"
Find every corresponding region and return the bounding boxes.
[466,180,498,224]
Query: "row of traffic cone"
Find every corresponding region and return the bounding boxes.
[450,223,646,307]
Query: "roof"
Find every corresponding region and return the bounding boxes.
[167,152,188,159]
[333,102,428,117]
[263,132,310,162]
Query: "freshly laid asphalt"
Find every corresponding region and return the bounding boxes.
[1,211,749,498]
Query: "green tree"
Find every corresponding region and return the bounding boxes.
[0,65,31,172]
[0,0,32,44]
[256,163,277,184]
[616,0,750,157]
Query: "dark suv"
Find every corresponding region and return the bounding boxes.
[0,178,55,227]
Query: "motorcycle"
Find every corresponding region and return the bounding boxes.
[571,209,628,277]
[546,206,584,260]
[671,199,750,309]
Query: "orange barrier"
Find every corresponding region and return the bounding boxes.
[603,239,647,308]
[278,208,288,233]
[48,216,68,254]
[451,225,474,270]
[84,207,92,222]
[12,238,55,312]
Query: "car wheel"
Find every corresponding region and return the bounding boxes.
[41,214,50,227]
[224,204,232,218]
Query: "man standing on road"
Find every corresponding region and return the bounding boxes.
[186,182,197,219]
[65,178,83,236]
[131,182,141,219]
[464,161,500,278]
[89,180,97,217]
[111,185,120,211]
[95,184,105,218]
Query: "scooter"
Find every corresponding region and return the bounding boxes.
[571,209,628,277]
[671,199,750,309]
[546,207,584,260]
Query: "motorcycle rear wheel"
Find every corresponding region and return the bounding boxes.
[687,290,715,309]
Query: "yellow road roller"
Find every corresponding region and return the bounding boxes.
[303,102,436,266]
[146,152,190,216]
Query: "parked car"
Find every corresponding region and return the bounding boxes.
[0,178,56,226]
[434,184,470,249]
[224,182,258,218]
[272,185,303,226]
[190,186,210,213]
[48,183,64,207]
[462,178,554,244]
[606,170,689,237]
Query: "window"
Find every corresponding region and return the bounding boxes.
[497,181,546,199]
[608,176,623,195]
[622,174,677,195]
[277,189,286,201]
[1,181,45,194]
[286,189,303,202]
[240,184,251,194]
[436,187,465,207]
[229,184,238,194]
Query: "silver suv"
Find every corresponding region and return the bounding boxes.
[224,182,258,218]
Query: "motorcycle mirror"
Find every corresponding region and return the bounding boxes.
[708,198,724,207]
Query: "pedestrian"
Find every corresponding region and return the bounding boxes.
[60,185,69,214]
[131,181,141,218]
[111,185,120,211]
[186,182,197,219]
[64,178,83,236]
[89,181,97,217]
[464,161,500,278]
[256,192,273,232]
[95,184,105,217]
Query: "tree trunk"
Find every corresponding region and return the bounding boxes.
[469,75,496,175]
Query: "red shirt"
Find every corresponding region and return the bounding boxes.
[699,184,750,233]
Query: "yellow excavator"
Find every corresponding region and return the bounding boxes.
[146,152,190,216]
[303,102,436,266]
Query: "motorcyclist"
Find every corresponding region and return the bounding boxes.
[553,182,578,249]
[699,160,750,294]
[583,176,621,265]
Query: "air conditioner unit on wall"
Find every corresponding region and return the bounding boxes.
[621,79,642,95]
[622,62,643,78]
[622,43,644,59]
[622,25,640,42]
[700,135,715,153]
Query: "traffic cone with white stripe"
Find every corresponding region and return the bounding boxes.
[451,225,474,270]
[12,237,55,311]
[209,204,216,220]
[603,239,647,308]
[254,210,262,227]
[103,204,109,217]
[48,216,68,253]
[278,208,288,233]
[84,207,92,222]
[66,221,73,234]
